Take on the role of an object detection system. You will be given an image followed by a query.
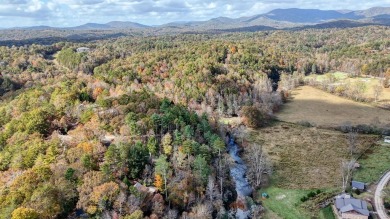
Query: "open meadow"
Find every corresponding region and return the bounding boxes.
[276,86,390,127]
[306,72,390,104]
[345,77,390,103]
[245,122,379,189]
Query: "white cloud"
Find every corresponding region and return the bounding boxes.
[25,0,43,12]
[0,0,389,27]
[207,2,216,9]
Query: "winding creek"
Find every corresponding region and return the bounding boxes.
[227,135,253,218]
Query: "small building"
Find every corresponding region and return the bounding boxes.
[384,136,390,144]
[335,194,369,219]
[134,182,157,194]
[76,47,90,53]
[351,181,366,191]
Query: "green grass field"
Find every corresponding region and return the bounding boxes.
[319,206,336,219]
[354,143,390,183]
[259,186,337,219]
[259,187,312,219]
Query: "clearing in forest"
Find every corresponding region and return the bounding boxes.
[306,72,390,104]
[246,122,378,189]
[276,86,390,127]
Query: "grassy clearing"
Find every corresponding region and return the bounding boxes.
[306,71,349,82]
[354,143,390,183]
[246,122,378,189]
[219,117,242,126]
[319,206,336,219]
[345,77,390,103]
[259,186,337,219]
[259,187,312,219]
[306,71,390,104]
[276,86,390,127]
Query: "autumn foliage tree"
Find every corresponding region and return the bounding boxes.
[241,106,267,128]
[11,207,40,219]
[88,182,119,214]
[154,174,164,191]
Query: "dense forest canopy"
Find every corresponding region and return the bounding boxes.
[0,26,389,218]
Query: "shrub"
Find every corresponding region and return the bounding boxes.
[307,191,316,198]
[297,121,312,127]
[241,106,266,128]
[301,196,308,202]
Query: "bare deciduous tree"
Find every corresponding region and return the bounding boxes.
[206,175,218,201]
[114,191,127,215]
[247,143,272,188]
[341,159,356,192]
[347,130,358,156]
[217,156,228,197]
[235,125,246,145]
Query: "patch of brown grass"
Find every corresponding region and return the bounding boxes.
[277,86,390,127]
[246,122,378,189]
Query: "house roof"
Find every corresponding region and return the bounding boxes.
[352,181,365,190]
[335,195,369,216]
[340,204,370,216]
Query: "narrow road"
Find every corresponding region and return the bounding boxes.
[375,171,390,219]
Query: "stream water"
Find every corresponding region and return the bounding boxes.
[227,136,253,218]
[227,136,253,197]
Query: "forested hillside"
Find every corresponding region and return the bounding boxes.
[0,26,390,218]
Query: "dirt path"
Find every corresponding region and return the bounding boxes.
[375,171,390,219]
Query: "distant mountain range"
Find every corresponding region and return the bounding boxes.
[8,7,390,31]
[71,21,149,30]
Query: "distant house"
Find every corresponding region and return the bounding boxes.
[134,182,157,194]
[384,136,390,144]
[351,181,366,191]
[76,47,90,53]
[335,194,369,219]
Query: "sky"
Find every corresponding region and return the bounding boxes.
[0,0,389,28]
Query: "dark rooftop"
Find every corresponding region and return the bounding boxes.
[352,181,365,190]
[335,194,369,216]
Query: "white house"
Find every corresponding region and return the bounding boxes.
[76,47,90,53]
